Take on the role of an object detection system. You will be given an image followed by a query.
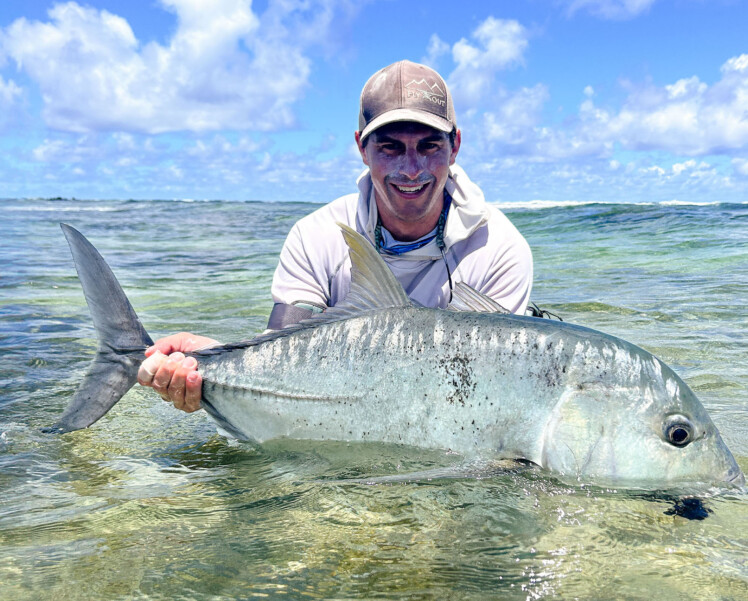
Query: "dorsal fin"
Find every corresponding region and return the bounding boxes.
[448,282,510,313]
[336,222,411,311]
[197,222,412,355]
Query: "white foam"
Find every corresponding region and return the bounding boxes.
[492,199,599,210]
[660,200,723,207]
[493,199,748,210]
[5,205,121,212]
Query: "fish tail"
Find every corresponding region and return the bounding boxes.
[44,224,154,433]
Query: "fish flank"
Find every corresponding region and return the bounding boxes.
[203,377,360,403]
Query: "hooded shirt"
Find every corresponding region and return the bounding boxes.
[271,164,533,314]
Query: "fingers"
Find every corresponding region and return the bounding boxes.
[145,336,181,358]
[145,332,221,357]
[138,333,213,413]
[151,352,185,397]
[167,356,200,412]
[137,351,202,413]
[138,350,167,386]
[184,369,203,413]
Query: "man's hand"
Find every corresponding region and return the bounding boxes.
[137,332,219,413]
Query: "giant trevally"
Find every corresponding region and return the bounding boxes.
[49,223,744,490]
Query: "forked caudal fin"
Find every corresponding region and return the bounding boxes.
[45,224,154,433]
[49,223,408,434]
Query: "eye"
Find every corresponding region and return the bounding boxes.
[663,416,694,447]
[418,141,443,154]
[377,142,402,154]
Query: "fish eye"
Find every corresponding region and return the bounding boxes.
[663,415,694,447]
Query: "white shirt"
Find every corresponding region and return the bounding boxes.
[271,164,533,314]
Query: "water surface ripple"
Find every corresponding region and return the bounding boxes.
[1,198,746,600]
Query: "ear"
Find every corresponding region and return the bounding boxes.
[449,129,461,166]
[354,131,369,166]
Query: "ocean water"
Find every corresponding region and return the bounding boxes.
[1,197,746,600]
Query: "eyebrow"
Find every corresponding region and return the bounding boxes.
[373,133,446,144]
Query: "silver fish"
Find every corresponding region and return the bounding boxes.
[50,223,744,490]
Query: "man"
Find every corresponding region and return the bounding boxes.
[138,60,533,413]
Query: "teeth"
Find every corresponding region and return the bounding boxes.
[395,184,425,193]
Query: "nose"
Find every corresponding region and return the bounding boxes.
[399,148,423,180]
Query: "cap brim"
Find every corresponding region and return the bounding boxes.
[360,109,454,142]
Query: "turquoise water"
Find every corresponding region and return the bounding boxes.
[1,198,746,600]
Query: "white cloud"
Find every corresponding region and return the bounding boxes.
[0,73,21,100]
[671,159,712,177]
[422,34,450,68]
[576,54,748,156]
[32,135,103,162]
[0,0,356,134]
[20,128,363,200]
[424,17,747,168]
[631,160,717,181]
[672,160,695,176]
[186,135,262,159]
[665,76,706,99]
[461,86,614,162]
[482,85,549,147]
[465,52,748,162]
[733,158,748,176]
[563,0,657,20]
[723,54,748,74]
[32,139,67,162]
[448,17,529,106]
[0,72,23,129]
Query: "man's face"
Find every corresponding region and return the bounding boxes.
[356,122,461,241]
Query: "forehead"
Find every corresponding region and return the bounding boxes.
[369,122,448,141]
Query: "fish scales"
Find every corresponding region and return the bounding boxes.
[197,308,654,460]
[51,223,744,489]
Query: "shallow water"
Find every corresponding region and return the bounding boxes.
[1,198,746,600]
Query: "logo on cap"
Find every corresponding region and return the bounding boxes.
[405,79,447,107]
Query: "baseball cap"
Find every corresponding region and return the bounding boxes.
[358,60,456,142]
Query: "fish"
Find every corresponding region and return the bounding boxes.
[49,223,744,490]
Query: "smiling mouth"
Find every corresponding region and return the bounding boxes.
[392,182,429,195]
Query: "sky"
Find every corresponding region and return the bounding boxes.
[1,0,747,203]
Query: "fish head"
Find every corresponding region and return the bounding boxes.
[540,360,744,490]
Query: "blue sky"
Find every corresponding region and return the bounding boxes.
[1,0,747,203]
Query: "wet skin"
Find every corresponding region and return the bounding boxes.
[141,122,461,412]
[137,333,217,413]
[355,122,461,241]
